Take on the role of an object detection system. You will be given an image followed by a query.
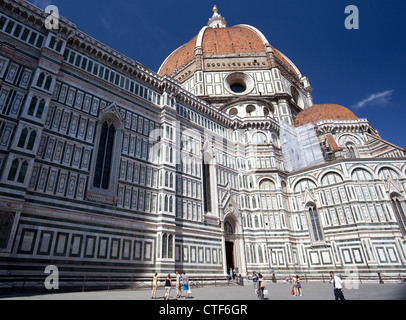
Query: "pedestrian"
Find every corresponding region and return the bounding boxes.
[164,274,172,300]
[258,273,266,300]
[252,271,258,294]
[329,271,345,300]
[296,275,303,296]
[151,272,158,299]
[291,275,297,296]
[229,268,233,281]
[245,271,249,281]
[182,272,191,299]
[175,271,182,298]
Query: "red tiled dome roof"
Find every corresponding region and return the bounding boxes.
[158,25,300,78]
[201,26,265,55]
[294,104,358,127]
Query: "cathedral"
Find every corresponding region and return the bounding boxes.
[0,1,406,286]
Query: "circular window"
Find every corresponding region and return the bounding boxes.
[224,72,254,95]
[246,105,256,116]
[229,108,238,116]
[230,83,246,93]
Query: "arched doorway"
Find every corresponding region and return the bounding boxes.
[222,196,246,277]
[224,221,235,273]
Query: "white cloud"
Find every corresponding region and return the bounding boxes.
[351,90,394,109]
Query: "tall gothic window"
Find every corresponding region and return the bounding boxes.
[93,121,115,189]
[0,211,14,249]
[161,233,173,259]
[202,162,211,212]
[391,196,406,236]
[308,205,323,242]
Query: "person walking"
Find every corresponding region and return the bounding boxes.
[252,271,258,295]
[296,275,303,296]
[151,272,158,299]
[329,271,345,300]
[258,273,266,300]
[164,274,172,300]
[182,272,191,299]
[175,271,181,298]
[291,275,297,296]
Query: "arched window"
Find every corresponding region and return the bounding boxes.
[252,132,267,144]
[321,172,343,186]
[44,75,53,91]
[378,167,399,180]
[0,211,14,249]
[36,72,45,87]
[168,234,173,259]
[246,105,256,116]
[17,128,28,148]
[93,121,115,189]
[165,146,170,162]
[258,245,263,263]
[162,234,167,258]
[164,195,168,211]
[294,179,317,192]
[351,168,373,181]
[35,72,53,91]
[252,196,257,209]
[161,233,173,259]
[307,204,323,242]
[254,215,259,228]
[169,196,173,212]
[27,97,46,119]
[249,176,254,189]
[17,161,28,183]
[229,108,238,116]
[27,96,38,116]
[259,179,276,191]
[391,195,406,236]
[17,129,36,150]
[164,171,169,187]
[7,159,19,181]
[26,131,37,150]
[36,99,45,118]
[7,158,29,184]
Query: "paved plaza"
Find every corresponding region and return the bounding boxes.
[1,282,405,300]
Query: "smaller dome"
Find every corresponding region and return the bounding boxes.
[294,104,358,127]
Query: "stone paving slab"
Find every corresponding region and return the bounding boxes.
[1,282,405,300]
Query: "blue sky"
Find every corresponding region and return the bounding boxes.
[30,0,406,148]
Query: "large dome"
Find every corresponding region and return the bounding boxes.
[294,104,358,127]
[158,15,301,79]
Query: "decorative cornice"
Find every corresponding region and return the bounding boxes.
[315,118,377,135]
